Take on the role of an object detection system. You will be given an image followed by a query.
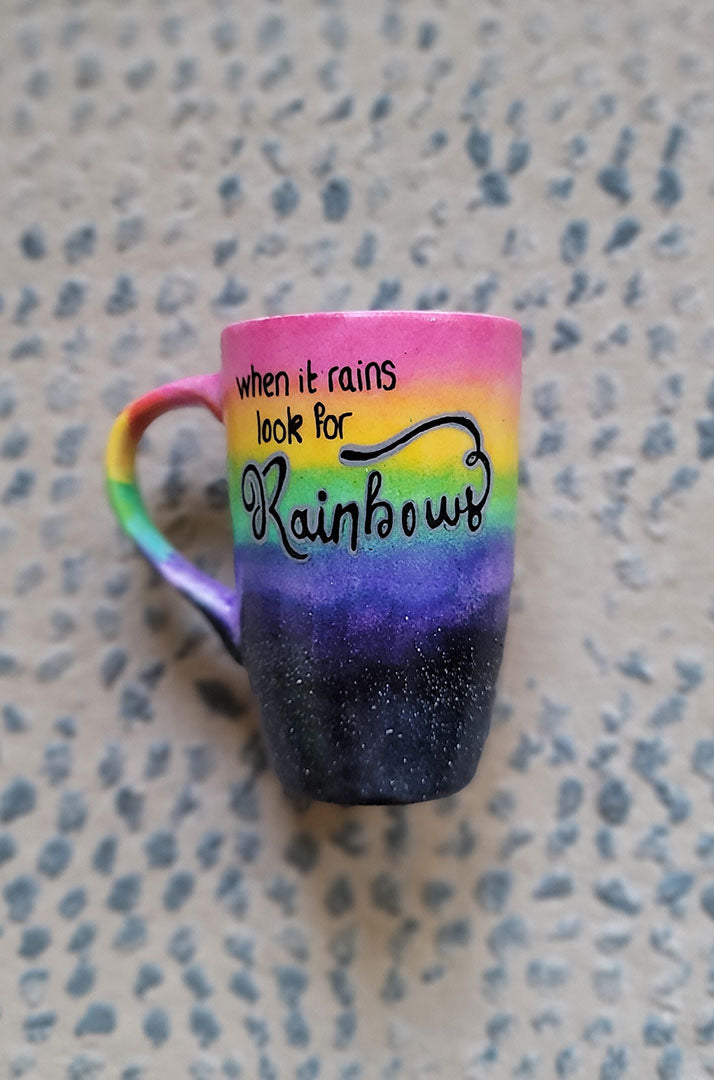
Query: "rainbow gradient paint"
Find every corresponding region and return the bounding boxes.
[106,312,521,804]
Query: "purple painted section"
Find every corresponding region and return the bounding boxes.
[234,531,514,661]
[236,532,513,603]
[162,552,239,651]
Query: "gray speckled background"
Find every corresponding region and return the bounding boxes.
[1,1,714,1077]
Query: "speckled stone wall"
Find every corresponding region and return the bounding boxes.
[2,1,714,1077]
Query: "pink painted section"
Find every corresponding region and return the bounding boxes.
[220,311,522,394]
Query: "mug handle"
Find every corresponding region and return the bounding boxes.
[105,373,241,660]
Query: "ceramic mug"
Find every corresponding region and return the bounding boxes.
[106,311,521,804]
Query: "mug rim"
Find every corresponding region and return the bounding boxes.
[221,309,521,338]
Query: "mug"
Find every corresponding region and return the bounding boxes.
[106,311,521,804]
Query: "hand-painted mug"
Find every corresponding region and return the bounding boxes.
[106,311,521,804]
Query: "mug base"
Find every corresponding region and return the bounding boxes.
[273,753,485,806]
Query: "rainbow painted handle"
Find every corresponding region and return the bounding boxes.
[105,373,240,658]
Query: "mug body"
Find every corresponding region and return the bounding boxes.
[221,311,521,804]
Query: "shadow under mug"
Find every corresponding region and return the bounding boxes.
[106,311,522,804]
